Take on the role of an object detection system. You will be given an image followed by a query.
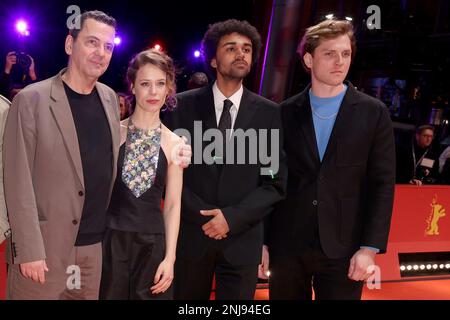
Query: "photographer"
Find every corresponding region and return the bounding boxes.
[396,125,440,185]
[0,51,38,100]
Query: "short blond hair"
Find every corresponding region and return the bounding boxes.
[298,19,356,71]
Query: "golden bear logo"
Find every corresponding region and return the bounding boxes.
[425,194,446,236]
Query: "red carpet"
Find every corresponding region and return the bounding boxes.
[251,279,450,300]
[210,279,450,300]
[1,242,448,300]
[361,279,450,300]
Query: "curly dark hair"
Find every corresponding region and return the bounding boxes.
[201,19,262,77]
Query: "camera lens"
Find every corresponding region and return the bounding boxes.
[17,52,31,70]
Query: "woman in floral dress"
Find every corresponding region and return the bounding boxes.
[100,49,183,300]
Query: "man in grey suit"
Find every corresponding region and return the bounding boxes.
[3,10,120,300]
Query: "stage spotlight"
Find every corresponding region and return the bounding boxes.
[439,264,445,269]
[400,265,406,271]
[265,270,271,277]
[413,265,419,271]
[194,50,201,58]
[345,16,353,22]
[16,20,27,32]
[114,37,122,45]
[325,14,334,20]
[154,44,162,51]
[426,264,432,270]
[15,19,30,36]
[446,264,450,269]
[433,264,438,270]
[420,265,425,270]
[406,265,412,271]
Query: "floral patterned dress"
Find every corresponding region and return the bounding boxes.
[122,119,162,198]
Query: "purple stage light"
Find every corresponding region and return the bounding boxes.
[194,50,201,58]
[15,20,29,36]
[114,37,121,45]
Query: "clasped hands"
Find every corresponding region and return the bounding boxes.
[200,209,229,240]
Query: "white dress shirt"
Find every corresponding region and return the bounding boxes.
[212,81,243,132]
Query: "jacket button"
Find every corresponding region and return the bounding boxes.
[312,200,318,206]
[78,191,84,196]
[72,220,78,225]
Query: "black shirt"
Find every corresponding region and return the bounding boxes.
[107,144,167,234]
[63,82,113,246]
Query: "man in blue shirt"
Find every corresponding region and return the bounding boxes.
[266,19,395,300]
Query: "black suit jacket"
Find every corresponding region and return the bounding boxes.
[268,83,395,259]
[163,85,287,265]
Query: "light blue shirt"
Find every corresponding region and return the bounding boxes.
[309,85,347,161]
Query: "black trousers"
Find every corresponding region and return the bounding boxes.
[174,244,258,300]
[99,229,172,300]
[269,237,363,300]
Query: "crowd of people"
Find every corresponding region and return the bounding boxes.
[0,9,445,301]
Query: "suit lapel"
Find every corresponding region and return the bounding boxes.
[321,83,358,165]
[96,82,119,186]
[195,87,220,177]
[49,69,84,188]
[233,88,258,131]
[217,88,258,179]
[295,87,320,164]
[196,86,217,131]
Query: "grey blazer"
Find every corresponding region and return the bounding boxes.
[3,69,120,265]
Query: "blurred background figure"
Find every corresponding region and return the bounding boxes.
[117,92,132,120]
[0,51,38,101]
[186,72,208,90]
[396,125,440,186]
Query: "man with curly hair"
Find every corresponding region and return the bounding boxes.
[163,19,286,300]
